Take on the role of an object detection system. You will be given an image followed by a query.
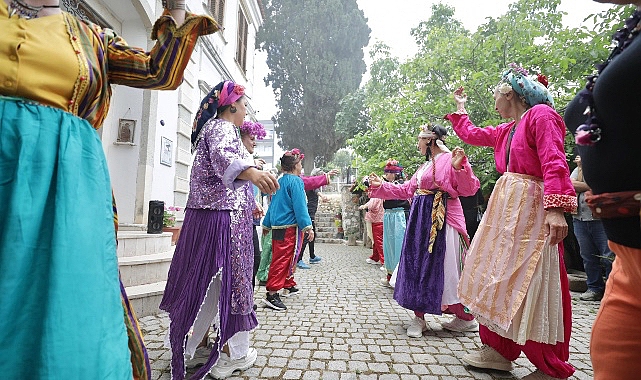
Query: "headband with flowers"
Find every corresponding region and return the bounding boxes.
[418,124,438,139]
[284,148,304,161]
[239,121,267,139]
[498,63,554,108]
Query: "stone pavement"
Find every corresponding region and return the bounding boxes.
[139,243,598,380]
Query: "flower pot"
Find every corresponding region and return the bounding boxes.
[162,226,181,245]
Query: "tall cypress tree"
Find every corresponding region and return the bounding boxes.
[257,0,370,173]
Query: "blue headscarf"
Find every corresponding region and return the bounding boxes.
[500,64,554,109]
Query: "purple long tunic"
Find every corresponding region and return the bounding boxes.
[161,118,257,380]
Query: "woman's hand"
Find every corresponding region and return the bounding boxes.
[544,208,568,245]
[368,173,382,188]
[254,158,266,170]
[451,146,467,170]
[454,87,468,112]
[245,168,279,194]
[252,203,264,219]
[305,228,315,242]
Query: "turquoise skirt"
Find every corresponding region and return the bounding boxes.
[0,98,132,379]
[382,208,407,275]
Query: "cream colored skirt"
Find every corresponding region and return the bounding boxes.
[458,172,564,345]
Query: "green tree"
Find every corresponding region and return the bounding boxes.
[350,0,626,196]
[257,0,370,174]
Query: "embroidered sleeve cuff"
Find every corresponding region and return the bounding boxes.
[152,12,219,40]
[544,194,577,213]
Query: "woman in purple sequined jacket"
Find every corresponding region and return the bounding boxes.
[160,81,278,380]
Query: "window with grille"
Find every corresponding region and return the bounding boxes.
[236,7,248,73]
[208,0,225,26]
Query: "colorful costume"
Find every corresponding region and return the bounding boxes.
[447,102,576,378]
[262,174,313,292]
[160,116,257,380]
[256,174,329,283]
[362,197,384,264]
[381,160,410,278]
[369,151,479,318]
[0,5,216,379]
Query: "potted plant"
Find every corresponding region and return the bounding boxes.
[163,206,182,245]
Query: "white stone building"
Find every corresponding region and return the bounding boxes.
[63,0,266,224]
[61,0,268,315]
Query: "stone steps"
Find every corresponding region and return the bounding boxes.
[117,230,174,317]
[315,210,344,242]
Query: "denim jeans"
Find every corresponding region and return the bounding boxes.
[573,219,615,292]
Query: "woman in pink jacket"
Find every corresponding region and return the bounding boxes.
[368,124,480,338]
[445,64,576,380]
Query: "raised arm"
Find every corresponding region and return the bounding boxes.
[105,12,218,90]
[444,87,499,147]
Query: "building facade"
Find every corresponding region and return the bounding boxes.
[63,0,267,225]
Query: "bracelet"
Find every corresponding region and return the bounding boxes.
[162,0,186,10]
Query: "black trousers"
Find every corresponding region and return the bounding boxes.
[300,219,316,261]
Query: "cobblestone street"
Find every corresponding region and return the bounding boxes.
[140,243,598,380]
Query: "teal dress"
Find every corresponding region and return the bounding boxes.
[0,98,131,378]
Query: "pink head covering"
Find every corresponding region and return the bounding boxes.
[219,81,245,107]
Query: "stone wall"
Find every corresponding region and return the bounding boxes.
[340,185,363,246]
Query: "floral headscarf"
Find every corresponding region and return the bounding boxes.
[191,80,246,150]
[499,63,554,109]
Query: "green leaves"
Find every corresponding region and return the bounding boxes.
[350,0,628,196]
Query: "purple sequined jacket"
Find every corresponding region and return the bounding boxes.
[186,118,255,211]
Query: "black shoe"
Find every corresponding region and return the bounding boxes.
[253,304,257,311]
[580,290,604,301]
[263,292,287,310]
[282,286,300,297]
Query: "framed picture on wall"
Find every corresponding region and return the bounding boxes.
[160,137,173,167]
[117,119,135,143]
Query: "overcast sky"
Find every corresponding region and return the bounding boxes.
[251,0,613,121]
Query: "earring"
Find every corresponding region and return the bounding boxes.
[230,106,237,113]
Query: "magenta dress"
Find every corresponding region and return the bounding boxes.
[446,105,577,379]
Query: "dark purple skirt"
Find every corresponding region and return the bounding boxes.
[393,194,447,314]
[160,208,257,380]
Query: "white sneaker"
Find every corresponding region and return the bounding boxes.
[462,345,513,372]
[380,265,387,272]
[365,258,378,264]
[441,317,479,332]
[406,317,427,338]
[209,347,258,379]
[522,369,566,379]
[379,278,393,288]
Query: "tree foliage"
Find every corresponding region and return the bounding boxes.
[350,0,631,195]
[256,0,370,173]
